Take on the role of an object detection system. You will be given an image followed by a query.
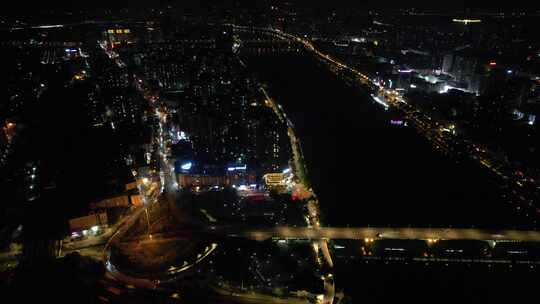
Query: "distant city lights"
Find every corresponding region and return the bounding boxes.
[439,85,451,94]
[181,162,193,170]
[452,19,482,25]
[371,95,389,109]
[439,85,470,94]
[351,37,366,43]
[227,165,247,171]
[176,131,189,140]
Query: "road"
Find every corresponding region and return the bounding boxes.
[111,225,540,244]
[97,45,168,290]
[61,212,136,252]
[102,68,221,290]
[211,284,313,304]
[257,74,334,303]
[240,226,540,242]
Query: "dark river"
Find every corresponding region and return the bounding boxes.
[242,51,527,230]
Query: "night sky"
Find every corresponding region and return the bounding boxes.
[3,0,539,13]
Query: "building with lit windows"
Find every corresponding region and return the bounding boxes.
[104,28,133,46]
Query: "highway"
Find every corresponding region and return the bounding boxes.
[113,225,540,245]
[239,226,540,242]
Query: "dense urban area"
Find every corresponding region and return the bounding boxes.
[1,3,539,303]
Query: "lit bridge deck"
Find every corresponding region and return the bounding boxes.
[233,227,540,242]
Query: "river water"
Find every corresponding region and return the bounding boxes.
[242,52,527,230]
